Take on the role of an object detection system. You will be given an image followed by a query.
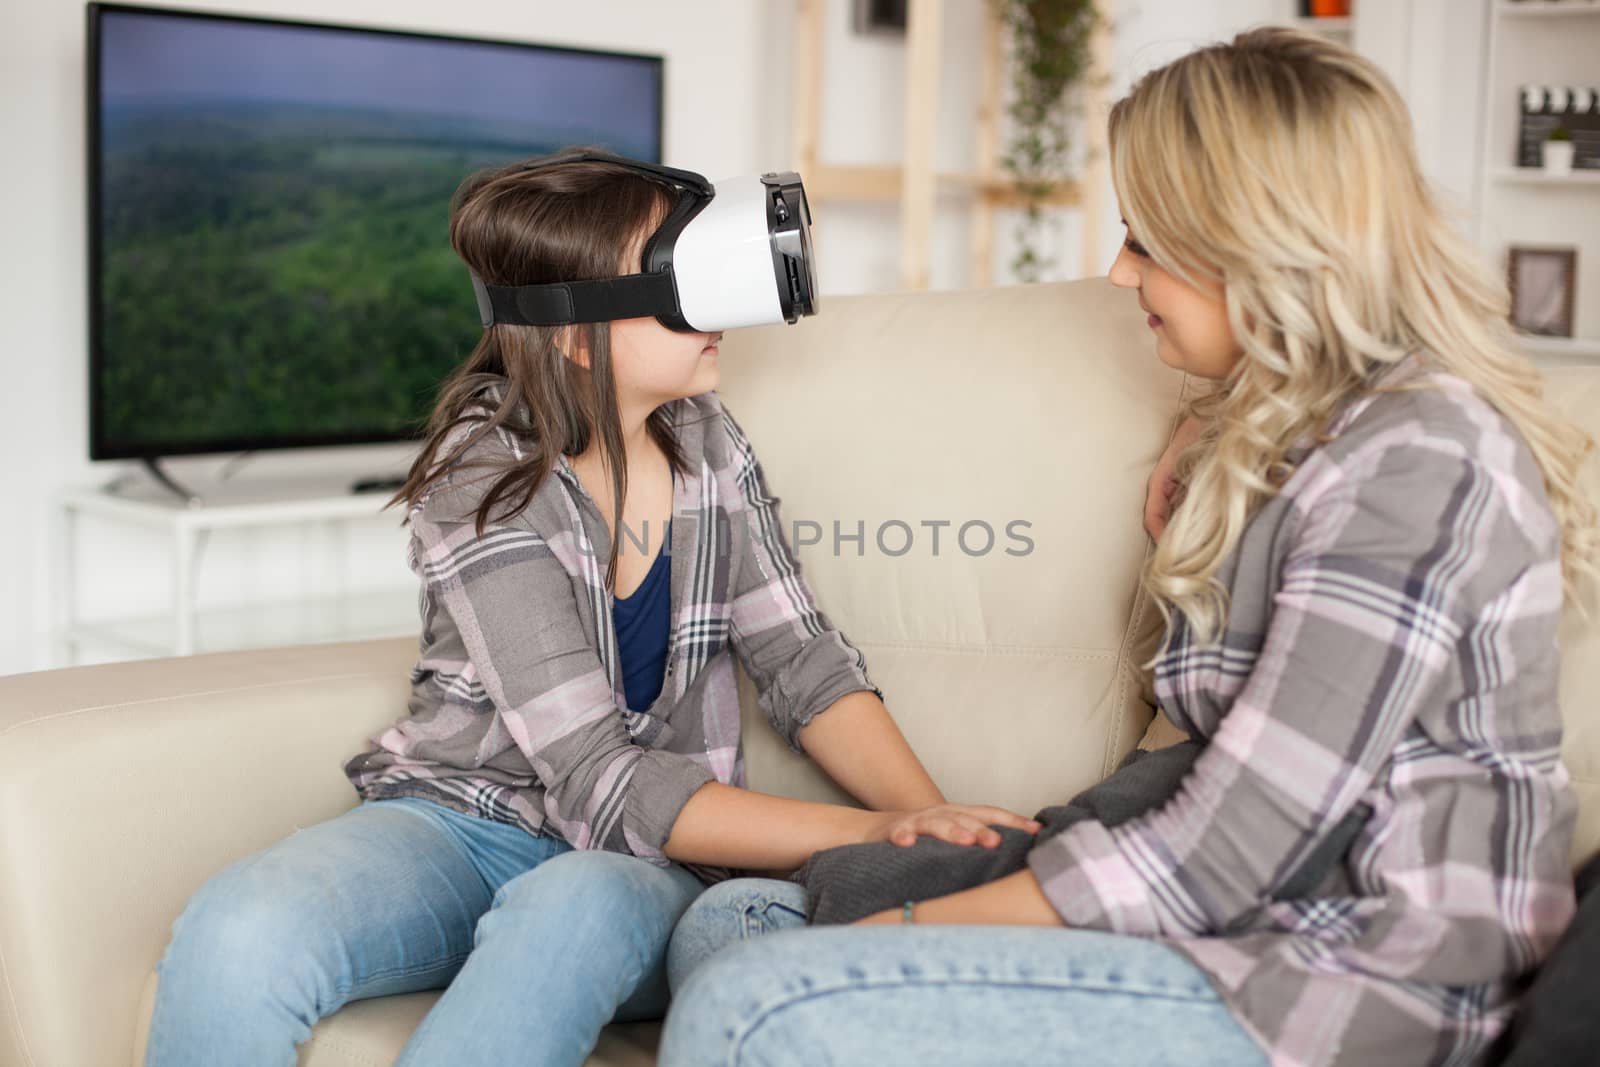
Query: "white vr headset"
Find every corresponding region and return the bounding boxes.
[470,150,818,333]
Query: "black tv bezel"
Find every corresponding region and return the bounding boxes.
[85,1,666,461]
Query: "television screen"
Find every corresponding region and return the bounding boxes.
[88,3,663,460]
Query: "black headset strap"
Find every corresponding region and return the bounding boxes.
[472,271,680,327]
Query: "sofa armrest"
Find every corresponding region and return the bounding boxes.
[0,637,416,1067]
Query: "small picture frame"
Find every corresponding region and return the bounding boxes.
[1508,246,1578,338]
[851,0,908,35]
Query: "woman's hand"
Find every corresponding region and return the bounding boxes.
[866,804,1042,849]
[1145,414,1205,542]
[853,871,1064,927]
[855,906,902,926]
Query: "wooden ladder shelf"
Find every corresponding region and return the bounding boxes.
[792,0,1114,289]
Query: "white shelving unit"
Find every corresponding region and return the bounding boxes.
[1492,1,1600,18]
[1477,1,1600,364]
[54,478,416,665]
[1491,167,1600,187]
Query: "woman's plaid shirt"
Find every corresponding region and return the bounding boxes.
[345,390,877,870]
[1030,362,1578,1066]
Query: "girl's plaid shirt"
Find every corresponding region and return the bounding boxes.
[345,389,877,874]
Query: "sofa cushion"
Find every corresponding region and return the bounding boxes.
[135,973,663,1067]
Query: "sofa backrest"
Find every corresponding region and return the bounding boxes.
[1545,366,1600,867]
[718,279,1184,816]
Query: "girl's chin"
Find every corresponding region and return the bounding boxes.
[691,364,721,393]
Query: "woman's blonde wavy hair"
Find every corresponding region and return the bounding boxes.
[1112,26,1598,646]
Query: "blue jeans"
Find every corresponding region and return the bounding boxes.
[661,878,1266,1067]
[145,797,706,1067]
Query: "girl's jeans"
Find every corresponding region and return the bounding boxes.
[145,797,705,1067]
[661,877,1267,1067]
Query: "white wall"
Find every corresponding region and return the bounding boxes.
[0,0,1493,676]
[1354,0,1490,218]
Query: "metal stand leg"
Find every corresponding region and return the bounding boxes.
[142,458,204,508]
[174,525,199,656]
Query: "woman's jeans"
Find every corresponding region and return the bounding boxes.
[145,797,706,1067]
[661,878,1267,1067]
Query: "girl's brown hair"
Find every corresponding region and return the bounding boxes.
[394,151,687,590]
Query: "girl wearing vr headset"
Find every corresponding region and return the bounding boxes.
[143,153,1039,1067]
[659,28,1594,1067]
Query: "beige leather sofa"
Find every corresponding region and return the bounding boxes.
[3,278,1598,1067]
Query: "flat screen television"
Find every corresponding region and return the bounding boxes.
[87,3,663,461]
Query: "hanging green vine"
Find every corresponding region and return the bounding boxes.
[997,0,1100,282]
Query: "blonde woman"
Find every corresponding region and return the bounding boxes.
[658,28,1595,1067]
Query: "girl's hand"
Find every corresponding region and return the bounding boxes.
[1145,414,1205,542]
[867,805,1042,849]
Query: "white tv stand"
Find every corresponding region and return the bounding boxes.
[54,474,418,665]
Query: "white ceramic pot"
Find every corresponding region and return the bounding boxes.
[1544,140,1576,175]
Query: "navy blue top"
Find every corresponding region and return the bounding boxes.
[612,521,672,713]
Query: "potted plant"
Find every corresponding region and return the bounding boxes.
[1544,126,1575,176]
[998,0,1099,283]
